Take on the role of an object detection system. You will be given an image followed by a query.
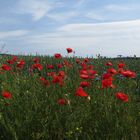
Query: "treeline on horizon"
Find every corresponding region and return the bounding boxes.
[0,53,140,59]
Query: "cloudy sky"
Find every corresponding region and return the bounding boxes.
[0,0,140,57]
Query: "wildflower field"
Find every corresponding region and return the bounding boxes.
[0,49,140,140]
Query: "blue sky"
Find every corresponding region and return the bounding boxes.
[1,0,140,57]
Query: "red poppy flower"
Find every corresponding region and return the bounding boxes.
[80,81,90,88]
[88,65,93,69]
[118,68,124,74]
[52,71,65,86]
[17,60,25,68]
[40,77,45,82]
[115,92,128,102]
[118,63,125,68]
[52,75,63,84]
[47,72,55,76]
[32,63,43,71]
[84,58,89,63]
[40,77,50,86]
[87,69,96,76]
[75,87,88,97]
[107,68,117,75]
[37,64,43,71]
[58,71,65,79]
[2,64,11,71]
[102,73,112,79]
[80,62,87,70]
[102,77,114,88]
[66,48,73,53]
[57,99,67,105]
[12,56,17,62]
[2,91,12,99]
[80,74,89,79]
[56,63,62,69]
[106,62,113,66]
[54,53,62,59]
[121,70,136,78]
[46,64,54,69]
[33,57,39,63]
[6,60,14,64]
[80,70,88,75]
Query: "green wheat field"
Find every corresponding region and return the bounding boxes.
[0,52,140,140]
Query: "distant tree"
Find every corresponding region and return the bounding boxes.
[96,54,103,59]
[134,54,137,58]
[117,55,122,58]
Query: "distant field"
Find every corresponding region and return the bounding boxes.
[0,52,140,140]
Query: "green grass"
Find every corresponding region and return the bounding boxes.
[0,55,140,140]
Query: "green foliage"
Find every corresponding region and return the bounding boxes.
[0,55,140,140]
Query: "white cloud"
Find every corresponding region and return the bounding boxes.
[105,4,131,12]
[86,12,104,20]
[46,0,85,22]
[19,19,140,57]
[17,0,52,21]
[58,19,140,36]
[86,3,140,21]
[15,0,83,21]
[0,30,29,39]
[47,11,78,22]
